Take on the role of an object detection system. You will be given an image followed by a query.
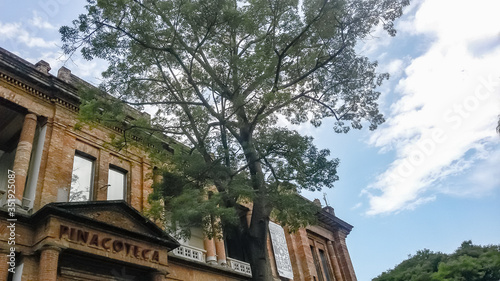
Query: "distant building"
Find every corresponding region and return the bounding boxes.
[0,47,357,281]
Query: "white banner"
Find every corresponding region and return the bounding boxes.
[269,221,294,279]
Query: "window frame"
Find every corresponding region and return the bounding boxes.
[69,151,96,202]
[309,236,334,281]
[107,165,128,201]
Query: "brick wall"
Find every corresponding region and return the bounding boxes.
[0,80,155,213]
[0,48,358,281]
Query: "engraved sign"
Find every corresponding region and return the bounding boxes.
[59,225,160,263]
[269,221,294,279]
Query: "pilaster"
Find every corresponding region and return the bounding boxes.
[12,113,37,206]
[38,246,62,281]
[333,229,357,281]
[0,249,10,281]
[327,240,343,281]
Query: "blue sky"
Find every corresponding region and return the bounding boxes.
[1,1,499,280]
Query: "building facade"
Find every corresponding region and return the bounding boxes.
[0,47,357,281]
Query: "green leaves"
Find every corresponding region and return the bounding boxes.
[432,241,500,281]
[256,127,339,191]
[61,1,408,276]
[61,0,407,230]
[373,242,500,281]
[270,192,320,233]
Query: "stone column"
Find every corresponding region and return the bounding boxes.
[0,249,10,281]
[327,240,343,281]
[214,237,227,265]
[38,246,61,281]
[212,216,227,265]
[203,238,217,265]
[12,113,37,205]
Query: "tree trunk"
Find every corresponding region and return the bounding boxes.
[246,194,274,281]
[238,124,274,281]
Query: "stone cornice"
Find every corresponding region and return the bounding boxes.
[0,48,80,112]
[317,208,354,235]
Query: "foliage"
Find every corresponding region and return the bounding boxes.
[373,241,500,281]
[61,0,408,279]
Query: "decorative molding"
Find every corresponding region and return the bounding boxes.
[227,258,252,277]
[172,245,206,263]
[0,72,79,112]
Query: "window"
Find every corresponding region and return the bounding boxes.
[309,238,333,281]
[310,245,323,281]
[70,154,95,202]
[224,215,251,263]
[319,249,333,281]
[10,257,23,281]
[107,167,126,200]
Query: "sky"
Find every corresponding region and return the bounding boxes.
[1,1,499,280]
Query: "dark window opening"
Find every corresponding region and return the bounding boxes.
[319,249,333,281]
[224,214,250,263]
[309,236,334,281]
[59,250,155,280]
[311,245,324,281]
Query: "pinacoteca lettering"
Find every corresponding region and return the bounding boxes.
[59,225,160,263]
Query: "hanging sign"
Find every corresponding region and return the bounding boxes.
[269,221,294,279]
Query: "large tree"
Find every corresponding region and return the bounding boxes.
[61,0,408,279]
[373,241,500,281]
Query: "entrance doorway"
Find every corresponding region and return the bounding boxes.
[58,251,155,281]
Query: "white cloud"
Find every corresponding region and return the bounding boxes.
[0,21,57,48]
[0,18,105,84]
[438,148,500,197]
[351,202,363,211]
[29,11,57,30]
[381,59,405,79]
[0,22,22,40]
[59,56,107,84]
[358,24,391,56]
[26,51,107,85]
[364,0,500,215]
[357,0,423,57]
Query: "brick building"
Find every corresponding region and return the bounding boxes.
[0,47,357,281]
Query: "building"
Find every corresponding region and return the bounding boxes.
[0,47,357,281]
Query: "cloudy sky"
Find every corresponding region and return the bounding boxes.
[1,0,499,280]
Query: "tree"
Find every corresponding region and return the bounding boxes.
[373,249,447,281]
[61,0,408,279]
[373,241,500,281]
